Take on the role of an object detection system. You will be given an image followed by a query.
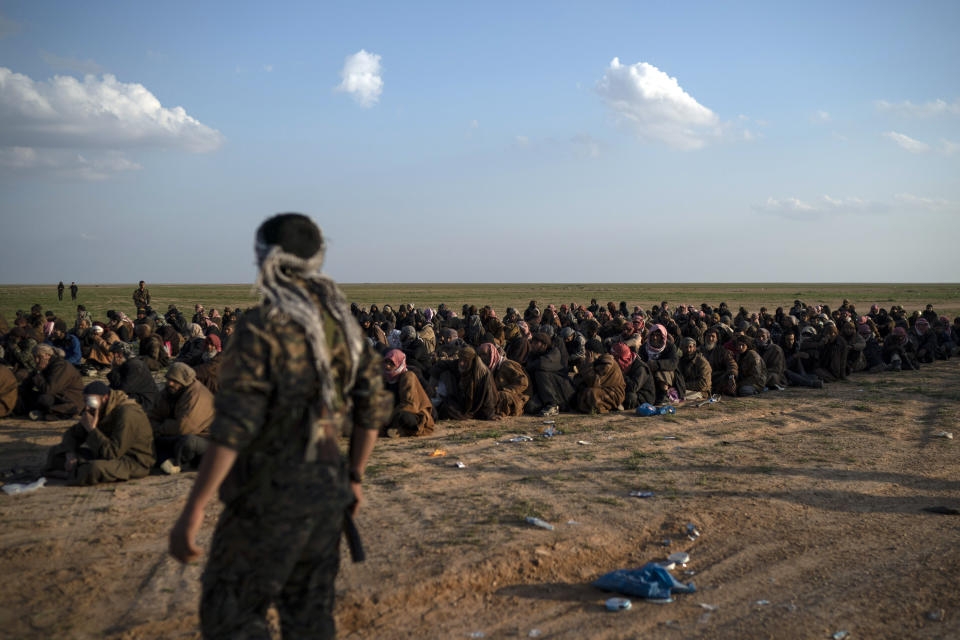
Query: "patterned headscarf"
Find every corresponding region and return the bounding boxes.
[610,342,636,373]
[383,349,407,382]
[477,342,503,371]
[645,324,668,360]
[255,233,364,409]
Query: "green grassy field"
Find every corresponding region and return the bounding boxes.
[1,283,958,325]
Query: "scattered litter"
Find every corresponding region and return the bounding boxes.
[934,431,953,439]
[605,597,632,611]
[668,552,690,565]
[469,632,485,639]
[696,395,721,408]
[661,436,678,440]
[428,449,446,457]
[525,516,555,531]
[629,490,655,498]
[780,603,798,612]
[528,629,543,638]
[593,563,696,600]
[577,440,592,445]
[922,506,960,515]
[566,520,581,525]
[662,539,672,546]
[699,603,718,611]
[753,600,770,606]
[499,435,534,444]
[2,477,46,496]
[684,570,697,576]
[541,425,562,437]
[831,632,849,640]
[686,523,701,540]
[657,561,676,570]
[542,420,555,425]
[453,461,466,469]
[926,609,944,621]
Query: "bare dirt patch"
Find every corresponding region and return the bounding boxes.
[2,361,959,639]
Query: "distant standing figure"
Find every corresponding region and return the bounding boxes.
[133,280,151,308]
[70,282,78,301]
[57,281,64,301]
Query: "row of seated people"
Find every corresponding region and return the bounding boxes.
[359,299,959,436]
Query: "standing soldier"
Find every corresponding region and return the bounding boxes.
[57,281,65,301]
[169,213,392,639]
[133,281,150,308]
[70,282,78,301]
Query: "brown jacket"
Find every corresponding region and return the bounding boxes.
[0,366,17,417]
[34,357,84,415]
[391,370,435,435]
[575,354,625,414]
[492,359,530,417]
[150,380,215,436]
[679,352,712,395]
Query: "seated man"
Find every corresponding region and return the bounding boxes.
[44,381,155,485]
[0,364,17,418]
[573,339,625,414]
[678,337,712,400]
[107,341,160,413]
[192,334,223,394]
[755,329,787,390]
[523,332,574,417]
[611,342,655,409]
[436,346,498,420]
[477,342,530,417]
[48,319,82,367]
[701,327,738,396]
[382,349,435,437]
[640,324,682,404]
[18,344,84,420]
[149,362,214,474]
[135,323,169,371]
[735,336,767,396]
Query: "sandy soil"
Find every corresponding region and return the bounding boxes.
[1,361,958,640]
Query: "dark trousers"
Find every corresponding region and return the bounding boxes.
[155,434,210,468]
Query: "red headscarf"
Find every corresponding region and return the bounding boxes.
[610,342,636,372]
[384,349,407,382]
[206,334,222,352]
[477,342,503,371]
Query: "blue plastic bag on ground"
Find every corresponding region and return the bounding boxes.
[635,403,658,416]
[593,563,696,600]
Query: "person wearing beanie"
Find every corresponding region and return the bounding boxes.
[149,363,214,475]
[735,335,767,397]
[44,380,155,485]
[106,341,159,413]
[48,318,82,366]
[168,213,393,638]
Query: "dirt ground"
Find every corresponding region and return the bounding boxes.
[1,361,958,640]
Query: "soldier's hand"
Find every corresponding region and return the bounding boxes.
[349,481,364,517]
[169,508,203,563]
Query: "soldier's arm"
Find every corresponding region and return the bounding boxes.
[169,443,238,563]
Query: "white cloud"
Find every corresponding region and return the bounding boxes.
[0,147,141,180]
[0,67,224,153]
[882,131,930,154]
[595,58,720,150]
[940,139,959,156]
[39,51,103,74]
[263,64,274,73]
[335,50,383,108]
[877,98,960,117]
[813,110,831,123]
[469,119,479,129]
[756,193,958,218]
[514,135,529,147]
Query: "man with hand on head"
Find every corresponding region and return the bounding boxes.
[44,381,155,485]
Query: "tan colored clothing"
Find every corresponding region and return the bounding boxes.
[575,354,625,414]
[0,366,17,417]
[391,370,435,436]
[492,359,530,417]
[151,380,215,436]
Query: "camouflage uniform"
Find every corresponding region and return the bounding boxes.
[132,286,150,309]
[201,294,391,640]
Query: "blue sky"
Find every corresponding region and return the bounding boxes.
[1,1,958,284]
